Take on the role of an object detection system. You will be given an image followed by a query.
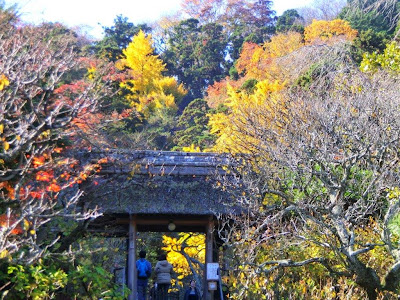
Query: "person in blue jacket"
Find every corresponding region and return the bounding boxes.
[136,250,152,300]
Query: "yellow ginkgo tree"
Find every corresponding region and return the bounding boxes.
[162,233,205,288]
[117,30,186,119]
[209,80,287,153]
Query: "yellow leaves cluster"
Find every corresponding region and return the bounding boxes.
[304,19,358,45]
[207,18,358,122]
[2,141,9,151]
[0,124,9,152]
[1,117,11,153]
[0,249,9,259]
[135,92,177,119]
[182,144,201,152]
[387,187,400,200]
[233,20,357,95]
[86,66,96,80]
[155,77,187,105]
[0,74,9,90]
[119,30,165,94]
[162,233,205,282]
[209,80,286,153]
[120,30,165,73]
[118,30,186,119]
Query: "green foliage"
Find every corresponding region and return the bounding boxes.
[63,236,129,299]
[139,113,177,150]
[68,263,128,300]
[295,63,325,88]
[276,9,304,33]
[94,15,152,61]
[337,0,398,64]
[240,79,258,93]
[387,188,400,243]
[339,2,395,34]
[0,235,129,299]
[229,66,239,80]
[163,18,228,103]
[351,29,389,62]
[338,1,397,66]
[173,99,216,151]
[361,41,400,73]
[228,24,250,62]
[388,213,400,240]
[4,263,67,300]
[342,167,378,206]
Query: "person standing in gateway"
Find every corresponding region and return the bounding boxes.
[136,250,152,300]
[154,253,173,300]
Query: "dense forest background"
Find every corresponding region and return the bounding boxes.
[2,0,400,298]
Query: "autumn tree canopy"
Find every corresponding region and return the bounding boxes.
[214,39,400,300]
[0,12,114,265]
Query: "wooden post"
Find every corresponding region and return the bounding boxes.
[128,216,137,300]
[204,216,214,300]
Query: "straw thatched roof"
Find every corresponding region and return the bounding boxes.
[80,150,237,217]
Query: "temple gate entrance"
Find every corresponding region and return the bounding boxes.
[80,150,235,300]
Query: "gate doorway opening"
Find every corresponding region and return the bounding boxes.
[89,214,221,300]
[128,215,216,300]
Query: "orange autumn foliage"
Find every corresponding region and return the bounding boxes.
[236,32,303,81]
[205,76,244,108]
[236,42,262,77]
[36,171,53,182]
[0,215,22,235]
[207,22,356,120]
[207,32,303,109]
[32,155,46,168]
[47,183,61,193]
[29,191,43,199]
[70,109,134,149]
[71,112,104,131]
[0,182,15,200]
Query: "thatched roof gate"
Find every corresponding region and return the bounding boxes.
[79,150,236,300]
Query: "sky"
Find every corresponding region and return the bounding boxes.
[4,0,314,40]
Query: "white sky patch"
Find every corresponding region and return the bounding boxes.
[6,0,313,39]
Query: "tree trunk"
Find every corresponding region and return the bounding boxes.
[353,265,380,300]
